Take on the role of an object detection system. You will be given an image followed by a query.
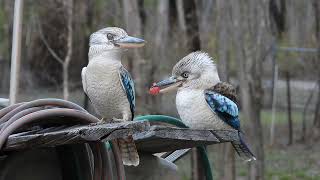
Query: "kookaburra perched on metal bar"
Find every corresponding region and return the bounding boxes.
[82,27,145,166]
[150,51,256,161]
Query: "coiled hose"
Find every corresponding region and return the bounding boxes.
[0,98,125,180]
[134,115,213,180]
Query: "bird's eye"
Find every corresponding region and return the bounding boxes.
[181,72,189,78]
[107,33,114,40]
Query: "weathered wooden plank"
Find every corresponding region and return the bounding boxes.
[134,126,238,153]
[3,121,150,151]
[209,129,239,142]
[3,121,239,154]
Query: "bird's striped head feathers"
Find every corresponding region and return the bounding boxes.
[172,51,220,90]
[88,27,145,57]
[151,51,221,94]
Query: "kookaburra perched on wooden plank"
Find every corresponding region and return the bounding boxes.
[82,27,145,166]
[150,51,256,161]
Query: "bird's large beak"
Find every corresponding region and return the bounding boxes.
[115,36,145,48]
[152,76,183,94]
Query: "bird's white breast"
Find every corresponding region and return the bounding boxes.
[85,59,131,120]
[176,89,231,130]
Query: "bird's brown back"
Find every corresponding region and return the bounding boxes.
[211,82,238,104]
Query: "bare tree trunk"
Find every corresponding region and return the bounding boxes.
[218,144,236,180]
[168,0,177,28]
[216,1,235,179]
[313,80,320,137]
[122,0,146,113]
[216,0,230,85]
[301,86,316,141]
[313,80,320,130]
[148,0,169,113]
[176,0,187,48]
[176,0,186,34]
[198,0,214,46]
[182,1,204,179]
[313,0,320,138]
[62,63,69,100]
[154,0,169,75]
[137,0,146,35]
[224,144,236,180]
[270,64,278,146]
[269,0,286,36]
[9,0,24,104]
[270,47,278,146]
[63,0,73,100]
[0,0,13,93]
[83,0,94,109]
[285,72,293,145]
[183,0,201,51]
[231,0,271,179]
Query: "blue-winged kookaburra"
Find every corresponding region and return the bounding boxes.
[82,27,145,166]
[151,51,256,161]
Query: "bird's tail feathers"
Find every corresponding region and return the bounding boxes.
[232,131,256,162]
[118,136,140,166]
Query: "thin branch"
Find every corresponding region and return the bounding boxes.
[36,19,64,65]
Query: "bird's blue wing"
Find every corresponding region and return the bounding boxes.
[119,66,135,119]
[204,90,240,130]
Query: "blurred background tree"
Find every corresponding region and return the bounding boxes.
[0,0,319,179]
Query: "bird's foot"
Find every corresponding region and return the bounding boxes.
[95,118,113,124]
[89,120,105,126]
[101,118,107,122]
[111,117,125,123]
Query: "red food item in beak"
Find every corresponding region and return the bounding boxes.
[149,86,160,95]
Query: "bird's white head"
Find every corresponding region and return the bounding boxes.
[89,27,145,58]
[152,51,220,93]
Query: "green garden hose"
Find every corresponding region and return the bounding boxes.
[134,115,213,180]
